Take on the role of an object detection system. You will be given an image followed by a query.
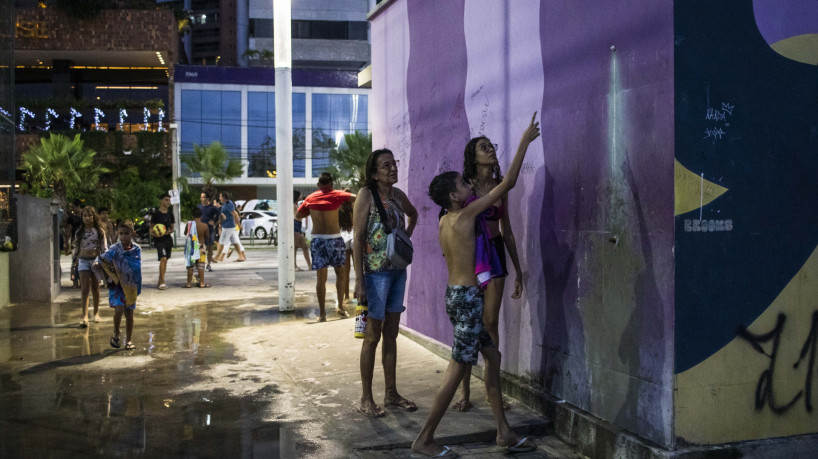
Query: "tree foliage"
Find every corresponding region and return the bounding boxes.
[325,131,372,192]
[180,141,244,196]
[106,167,166,221]
[22,133,109,209]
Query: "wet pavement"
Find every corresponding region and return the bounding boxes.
[0,247,582,458]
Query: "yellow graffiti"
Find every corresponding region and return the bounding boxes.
[15,21,49,39]
[674,160,729,216]
[771,34,818,66]
[675,243,818,444]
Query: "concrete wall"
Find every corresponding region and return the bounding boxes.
[673,0,818,445]
[15,8,178,61]
[370,0,675,448]
[9,195,60,304]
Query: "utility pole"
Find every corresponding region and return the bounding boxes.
[274,0,295,312]
[169,122,181,239]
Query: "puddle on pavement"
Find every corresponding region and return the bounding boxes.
[0,383,312,457]
[0,299,324,457]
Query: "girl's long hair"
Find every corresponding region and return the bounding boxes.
[75,206,106,251]
[463,136,503,186]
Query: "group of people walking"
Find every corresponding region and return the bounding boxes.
[59,112,542,457]
[58,189,251,350]
[61,206,140,350]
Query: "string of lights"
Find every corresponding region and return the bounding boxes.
[4,111,368,132]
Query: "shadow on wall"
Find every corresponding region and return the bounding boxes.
[539,166,588,406]
[614,151,669,441]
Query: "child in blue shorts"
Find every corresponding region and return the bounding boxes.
[95,220,142,351]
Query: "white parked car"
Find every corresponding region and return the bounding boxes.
[240,210,277,240]
[242,199,276,212]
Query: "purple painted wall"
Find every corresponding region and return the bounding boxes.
[371,0,675,447]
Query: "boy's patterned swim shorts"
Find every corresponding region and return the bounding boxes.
[445,285,495,365]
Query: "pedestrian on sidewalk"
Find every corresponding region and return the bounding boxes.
[98,206,116,247]
[95,220,142,351]
[291,191,311,270]
[297,173,355,321]
[451,135,525,412]
[413,114,540,457]
[353,149,418,417]
[339,189,354,305]
[213,191,246,263]
[64,199,83,289]
[151,193,175,290]
[184,207,210,288]
[74,206,108,327]
[197,192,219,272]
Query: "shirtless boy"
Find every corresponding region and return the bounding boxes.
[413,113,540,457]
[296,173,355,321]
[184,207,210,288]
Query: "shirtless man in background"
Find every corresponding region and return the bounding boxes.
[296,173,355,321]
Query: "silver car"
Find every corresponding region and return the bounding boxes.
[240,210,277,240]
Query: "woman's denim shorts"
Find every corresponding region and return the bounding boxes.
[364,270,407,321]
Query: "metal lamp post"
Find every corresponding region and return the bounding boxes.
[274,0,295,312]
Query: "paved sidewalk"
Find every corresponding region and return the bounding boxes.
[0,246,580,457]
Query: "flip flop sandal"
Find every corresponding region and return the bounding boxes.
[79,321,89,329]
[384,398,418,412]
[450,400,472,412]
[198,284,211,288]
[433,446,458,457]
[505,437,536,453]
[183,284,193,288]
[124,343,135,350]
[356,405,386,418]
[158,284,168,290]
[110,336,121,349]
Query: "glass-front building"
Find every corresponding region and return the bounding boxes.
[175,66,369,198]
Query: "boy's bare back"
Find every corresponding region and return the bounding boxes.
[195,219,209,243]
[439,211,480,286]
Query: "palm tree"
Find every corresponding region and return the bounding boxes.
[242,49,260,61]
[22,133,108,209]
[181,141,244,196]
[260,49,275,62]
[327,131,372,192]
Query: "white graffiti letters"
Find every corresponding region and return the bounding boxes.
[703,101,734,141]
[683,219,733,233]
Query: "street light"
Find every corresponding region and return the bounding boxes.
[274,0,295,312]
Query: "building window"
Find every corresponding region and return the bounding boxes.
[292,20,368,40]
[247,92,306,178]
[180,89,241,176]
[311,93,368,174]
[250,18,274,38]
[251,20,368,40]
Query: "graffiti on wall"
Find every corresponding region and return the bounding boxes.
[674,0,818,445]
[738,312,818,414]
